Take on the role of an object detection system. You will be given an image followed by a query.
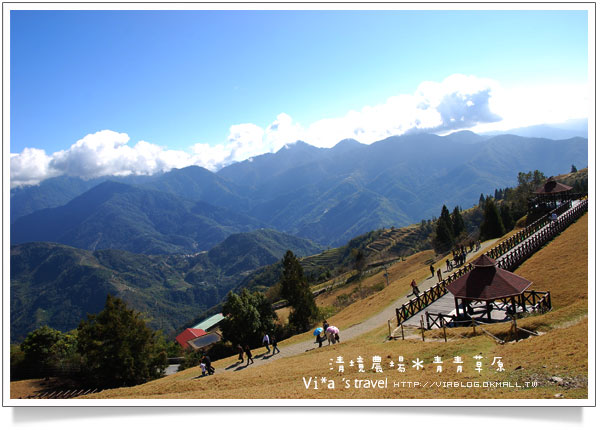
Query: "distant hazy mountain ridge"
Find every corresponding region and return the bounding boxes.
[11,132,588,249]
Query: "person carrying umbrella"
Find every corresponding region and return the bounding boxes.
[314,327,324,347]
[326,326,339,345]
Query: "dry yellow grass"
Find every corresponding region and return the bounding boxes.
[68,214,591,400]
[82,316,587,400]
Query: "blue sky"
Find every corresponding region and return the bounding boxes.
[9,8,590,186]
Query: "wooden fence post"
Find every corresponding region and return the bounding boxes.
[442,318,447,342]
[420,316,425,342]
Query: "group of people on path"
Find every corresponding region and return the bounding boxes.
[315,320,340,347]
[429,264,443,282]
[200,353,215,376]
[234,333,280,367]
[262,333,280,355]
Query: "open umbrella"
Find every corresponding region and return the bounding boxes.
[313,327,323,336]
[326,326,339,334]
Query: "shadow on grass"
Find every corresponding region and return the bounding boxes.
[233,362,254,371]
[226,361,244,370]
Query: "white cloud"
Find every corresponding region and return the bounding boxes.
[470,82,589,133]
[10,148,60,187]
[10,75,588,188]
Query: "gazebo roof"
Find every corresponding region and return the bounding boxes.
[534,177,573,195]
[446,256,532,300]
[471,254,497,267]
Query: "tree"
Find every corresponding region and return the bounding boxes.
[77,295,167,388]
[480,199,506,240]
[20,325,66,377]
[434,217,454,253]
[479,193,486,207]
[280,250,317,332]
[220,288,276,347]
[451,206,465,237]
[433,205,455,253]
[500,204,514,232]
[571,164,578,173]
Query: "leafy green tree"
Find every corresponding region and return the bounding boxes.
[480,199,506,240]
[77,295,167,388]
[20,325,64,376]
[220,288,276,346]
[280,250,318,332]
[17,326,80,379]
[571,164,578,173]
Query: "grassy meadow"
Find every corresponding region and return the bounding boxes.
[78,213,588,400]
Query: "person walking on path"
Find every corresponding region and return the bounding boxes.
[430,264,435,278]
[317,333,324,348]
[409,279,420,297]
[446,259,451,271]
[323,320,329,333]
[262,333,270,354]
[202,354,215,375]
[437,268,442,282]
[271,335,280,355]
[237,344,244,362]
[244,345,254,365]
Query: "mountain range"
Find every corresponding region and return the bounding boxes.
[9,130,588,341]
[11,131,588,250]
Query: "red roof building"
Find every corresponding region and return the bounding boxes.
[175,328,207,349]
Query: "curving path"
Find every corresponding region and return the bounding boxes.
[205,239,498,375]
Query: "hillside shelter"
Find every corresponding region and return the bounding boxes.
[445,255,533,321]
[532,177,574,207]
[175,328,208,349]
[187,332,222,350]
[192,313,225,332]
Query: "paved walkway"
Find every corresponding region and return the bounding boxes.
[193,240,498,376]
[188,202,584,377]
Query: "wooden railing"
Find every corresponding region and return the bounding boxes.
[525,290,552,313]
[395,265,472,325]
[24,388,100,399]
[486,201,572,260]
[496,199,588,271]
[424,290,551,330]
[395,198,586,329]
[425,312,456,330]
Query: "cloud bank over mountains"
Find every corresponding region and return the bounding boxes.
[10,74,588,188]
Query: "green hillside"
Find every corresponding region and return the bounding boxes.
[10,230,321,342]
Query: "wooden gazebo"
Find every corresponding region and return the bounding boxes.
[445,254,533,320]
[534,177,573,204]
